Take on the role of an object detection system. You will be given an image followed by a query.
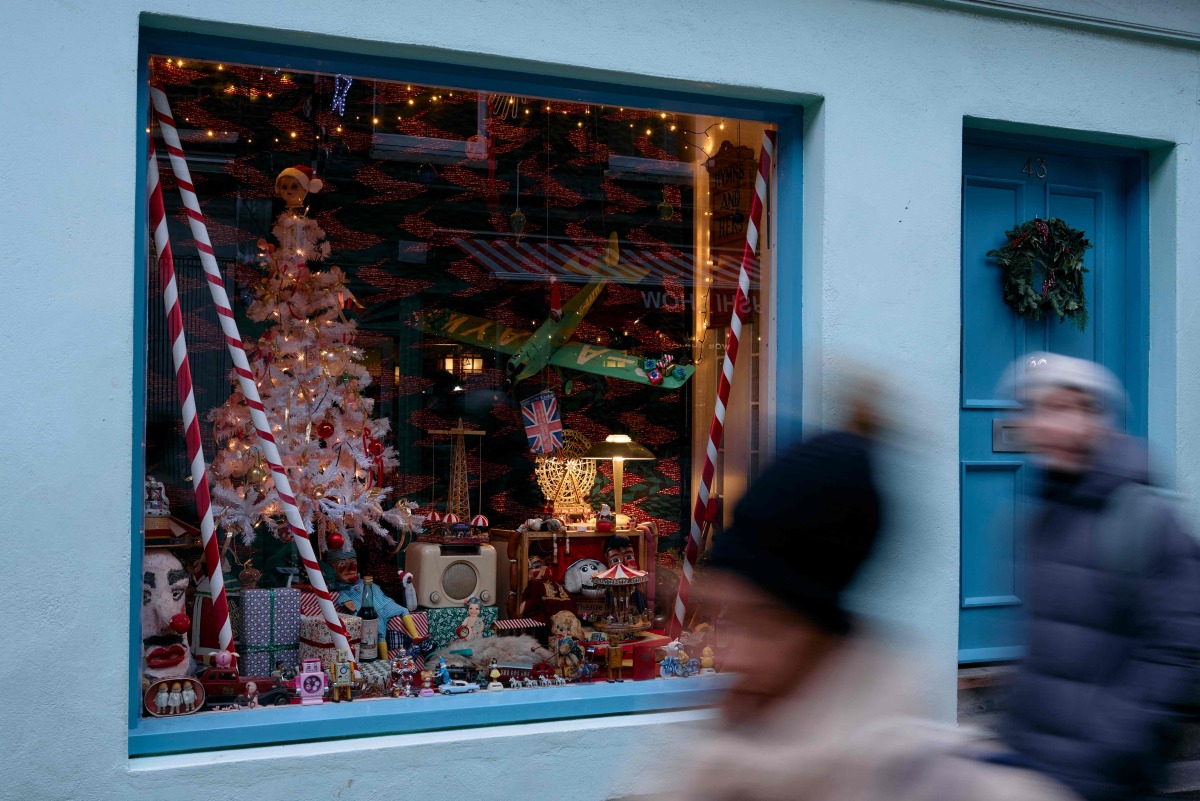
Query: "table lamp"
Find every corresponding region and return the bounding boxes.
[583,434,655,515]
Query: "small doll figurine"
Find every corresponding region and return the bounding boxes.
[461,596,485,640]
[549,610,586,680]
[699,646,717,675]
[487,658,504,691]
[167,682,182,715]
[155,683,170,714]
[244,681,260,709]
[181,681,197,712]
[435,657,452,687]
[418,671,436,697]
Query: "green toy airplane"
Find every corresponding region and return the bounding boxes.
[416,233,695,390]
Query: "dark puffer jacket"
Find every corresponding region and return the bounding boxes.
[1002,435,1200,801]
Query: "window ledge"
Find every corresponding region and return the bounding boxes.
[129,674,732,757]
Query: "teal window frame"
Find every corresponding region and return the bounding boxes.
[130,23,803,757]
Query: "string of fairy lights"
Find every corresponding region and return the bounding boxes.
[150,57,727,157]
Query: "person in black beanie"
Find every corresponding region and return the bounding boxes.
[701,385,886,724]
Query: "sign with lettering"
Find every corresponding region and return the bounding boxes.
[706,141,757,250]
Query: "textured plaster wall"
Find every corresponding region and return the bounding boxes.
[1,1,1198,799]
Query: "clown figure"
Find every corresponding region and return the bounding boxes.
[141,550,193,682]
[322,540,426,647]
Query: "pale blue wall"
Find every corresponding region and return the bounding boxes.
[2,1,1198,799]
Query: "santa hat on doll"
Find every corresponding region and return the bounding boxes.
[276,164,324,194]
[395,570,419,610]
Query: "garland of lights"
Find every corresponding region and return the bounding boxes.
[987,217,1091,331]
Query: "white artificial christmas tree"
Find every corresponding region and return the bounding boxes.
[207,165,421,550]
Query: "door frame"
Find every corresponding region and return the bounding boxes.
[958,127,1150,664]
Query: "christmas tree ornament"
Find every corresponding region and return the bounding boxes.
[317,421,335,440]
[327,531,346,551]
[245,464,267,485]
[510,208,527,240]
[312,486,326,500]
[988,217,1091,331]
[657,189,674,221]
[367,439,385,457]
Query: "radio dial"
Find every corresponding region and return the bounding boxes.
[481,590,492,603]
[429,591,441,604]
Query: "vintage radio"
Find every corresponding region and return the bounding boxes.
[405,541,497,609]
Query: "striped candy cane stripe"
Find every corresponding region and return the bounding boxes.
[149,86,352,655]
[147,140,233,654]
[671,130,777,639]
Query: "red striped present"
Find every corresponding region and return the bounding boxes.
[299,590,340,618]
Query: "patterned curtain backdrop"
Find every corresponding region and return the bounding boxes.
[147,58,701,569]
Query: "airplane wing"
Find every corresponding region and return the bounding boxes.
[548,343,695,389]
[415,309,532,356]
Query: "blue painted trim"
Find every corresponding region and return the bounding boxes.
[1125,153,1151,440]
[961,594,1022,608]
[959,645,1025,665]
[129,25,800,754]
[130,675,732,757]
[772,110,806,450]
[138,28,793,123]
[129,41,152,732]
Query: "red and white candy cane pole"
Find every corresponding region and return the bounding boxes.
[147,140,233,654]
[150,86,353,657]
[671,129,777,639]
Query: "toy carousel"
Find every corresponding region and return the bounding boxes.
[590,562,651,638]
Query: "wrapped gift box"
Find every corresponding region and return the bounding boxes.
[299,612,361,673]
[240,588,299,676]
[385,611,428,671]
[424,606,498,650]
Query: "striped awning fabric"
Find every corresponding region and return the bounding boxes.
[493,618,545,631]
[455,237,757,290]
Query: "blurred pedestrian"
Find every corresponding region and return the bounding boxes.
[986,353,1200,801]
[663,379,940,801]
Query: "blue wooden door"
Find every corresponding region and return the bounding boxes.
[959,141,1140,663]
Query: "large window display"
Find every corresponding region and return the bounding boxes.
[137,49,777,732]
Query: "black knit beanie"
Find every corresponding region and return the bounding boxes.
[708,430,882,633]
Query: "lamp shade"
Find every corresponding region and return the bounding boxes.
[583,434,655,461]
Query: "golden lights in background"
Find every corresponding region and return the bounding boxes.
[153,56,716,155]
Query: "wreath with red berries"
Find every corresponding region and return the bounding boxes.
[988,218,1091,331]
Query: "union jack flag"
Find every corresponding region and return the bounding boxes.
[521,391,564,453]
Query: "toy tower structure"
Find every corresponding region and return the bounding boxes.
[429,419,484,521]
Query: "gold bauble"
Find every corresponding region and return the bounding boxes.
[245,465,267,485]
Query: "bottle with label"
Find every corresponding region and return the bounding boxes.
[359,576,380,660]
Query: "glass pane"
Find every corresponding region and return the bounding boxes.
[139,53,774,721]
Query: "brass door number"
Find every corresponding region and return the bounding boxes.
[1021,157,1047,179]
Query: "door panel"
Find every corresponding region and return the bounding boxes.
[959,141,1133,663]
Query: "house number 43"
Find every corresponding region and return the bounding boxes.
[1021,157,1048,179]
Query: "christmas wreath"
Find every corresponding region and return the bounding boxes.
[987,218,1091,331]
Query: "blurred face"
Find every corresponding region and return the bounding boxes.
[276,175,306,208]
[705,572,839,724]
[332,556,359,584]
[1024,386,1108,473]
[528,554,550,581]
[606,543,637,569]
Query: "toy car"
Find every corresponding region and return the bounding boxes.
[438,680,479,695]
[198,666,283,706]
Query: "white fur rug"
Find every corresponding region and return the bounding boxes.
[429,635,551,669]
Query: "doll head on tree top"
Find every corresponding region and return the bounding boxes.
[275,164,323,209]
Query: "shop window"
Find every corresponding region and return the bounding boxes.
[136,43,784,748]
